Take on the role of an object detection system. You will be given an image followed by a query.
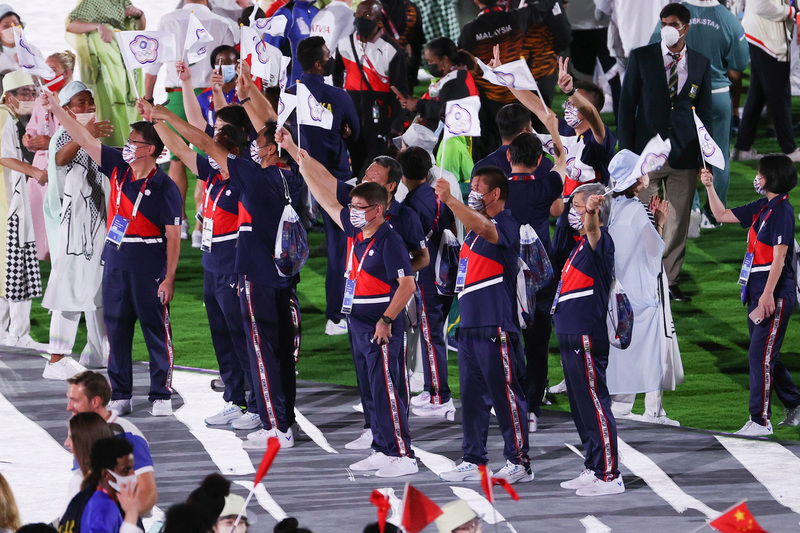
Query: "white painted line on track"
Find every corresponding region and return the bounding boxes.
[617,437,717,519]
[0,390,74,523]
[234,480,288,522]
[450,487,507,525]
[171,369,256,476]
[412,445,456,476]
[294,408,338,454]
[142,505,165,532]
[716,435,800,516]
[581,515,612,533]
[566,442,584,459]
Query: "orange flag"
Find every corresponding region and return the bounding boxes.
[709,502,769,533]
[401,483,443,533]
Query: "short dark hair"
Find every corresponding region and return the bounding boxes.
[88,437,133,489]
[297,36,326,73]
[215,124,247,156]
[260,119,278,149]
[350,181,389,213]
[759,153,798,194]
[574,80,605,111]
[215,105,251,133]
[397,146,432,181]
[473,165,508,202]
[67,371,111,407]
[130,121,164,159]
[508,132,543,168]
[660,2,691,25]
[209,45,239,68]
[371,156,403,185]
[240,5,265,25]
[497,103,531,142]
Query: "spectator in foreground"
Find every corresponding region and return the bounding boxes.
[0,472,21,533]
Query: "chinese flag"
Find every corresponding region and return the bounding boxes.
[478,464,520,504]
[400,484,443,533]
[709,502,769,533]
[369,490,391,533]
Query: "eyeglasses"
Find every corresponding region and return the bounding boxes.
[453,518,480,533]
[127,139,153,146]
[11,89,36,98]
[348,203,378,212]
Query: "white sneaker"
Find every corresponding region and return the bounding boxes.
[576,476,625,496]
[181,219,189,240]
[276,427,294,448]
[410,391,431,408]
[734,419,773,436]
[324,319,348,336]
[439,461,484,482]
[688,209,701,239]
[560,469,596,490]
[42,358,86,381]
[151,399,173,417]
[411,399,456,421]
[641,413,680,427]
[345,428,374,450]
[242,428,275,450]
[731,147,759,161]
[11,334,49,352]
[529,412,539,433]
[349,451,390,471]
[549,379,567,394]
[204,402,244,426]
[787,149,800,163]
[107,399,132,416]
[614,412,645,421]
[352,402,364,413]
[375,456,418,478]
[191,230,202,249]
[493,460,534,485]
[700,212,719,230]
[778,406,800,427]
[231,412,261,430]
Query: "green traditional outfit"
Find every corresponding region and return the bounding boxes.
[67,0,143,148]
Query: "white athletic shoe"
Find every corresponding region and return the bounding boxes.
[700,212,719,230]
[191,230,202,249]
[345,428,374,450]
[242,428,275,450]
[204,402,244,426]
[493,460,534,485]
[549,379,567,394]
[107,399,132,416]
[731,147,759,161]
[181,219,189,240]
[375,456,418,478]
[688,209,701,239]
[734,419,773,436]
[410,391,431,408]
[231,412,261,430]
[276,427,294,448]
[439,461,484,482]
[778,406,800,427]
[10,334,49,352]
[349,451,390,471]
[560,469,596,490]
[529,412,539,433]
[324,319,348,336]
[42,358,86,381]
[411,399,455,420]
[641,413,680,427]
[576,476,625,497]
[150,399,173,417]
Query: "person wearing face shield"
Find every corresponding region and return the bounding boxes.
[333,0,409,177]
[618,2,712,303]
[41,81,113,381]
[0,70,47,351]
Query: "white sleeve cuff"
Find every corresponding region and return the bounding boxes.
[120,522,143,533]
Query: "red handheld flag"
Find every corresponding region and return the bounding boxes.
[709,502,769,533]
[369,490,391,533]
[252,437,280,486]
[478,464,520,503]
[401,484,443,533]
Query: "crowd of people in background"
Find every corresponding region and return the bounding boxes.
[1,0,799,531]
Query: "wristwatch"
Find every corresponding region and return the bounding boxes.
[380,315,392,324]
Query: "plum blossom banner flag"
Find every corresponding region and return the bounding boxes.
[276,92,296,130]
[184,12,214,65]
[476,57,539,91]
[693,108,725,170]
[116,31,178,71]
[443,96,481,140]
[297,83,333,130]
[13,26,54,78]
[632,135,672,179]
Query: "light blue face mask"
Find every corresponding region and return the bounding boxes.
[221,64,236,83]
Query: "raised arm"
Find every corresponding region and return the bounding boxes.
[138,99,199,175]
[237,60,276,128]
[286,143,344,230]
[558,57,605,144]
[584,194,605,250]
[434,178,499,244]
[55,118,114,167]
[542,109,567,182]
[150,104,229,175]
[177,61,207,130]
[699,168,739,223]
[41,90,103,164]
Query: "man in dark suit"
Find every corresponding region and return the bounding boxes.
[618,2,712,302]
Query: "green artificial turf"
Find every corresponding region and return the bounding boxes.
[27,86,800,441]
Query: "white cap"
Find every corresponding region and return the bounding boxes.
[1,70,33,95]
[435,500,477,533]
[392,123,439,154]
[609,149,649,192]
[60,81,92,107]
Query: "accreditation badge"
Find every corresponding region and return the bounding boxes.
[105,215,130,249]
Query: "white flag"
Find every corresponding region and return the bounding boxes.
[632,135,672,179]
[296,83,333,130]
[476,57,539,91]
[184,12,215,65]
[239,25,260,64]
[537,133,595,182]
[252,40,283,86]
[277,92,296,130]
[279,56,291,91]
[13,26,54,78]
[116,31,178,71]
[692,108,725,170]
[443,96,481,140]
[256,14,288,37]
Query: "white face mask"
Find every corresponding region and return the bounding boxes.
[107,469,137,493]
[249,139,263,164]
[467,190,486,212]
[753,174,766,196]
[349,207,370,228]
[564,101,582,129]
[568,206,585,231]
[660,25,682,48]
[13,100,34,116]
[75,112,96,126]
[122,142,139,164]
[0,27,15,46]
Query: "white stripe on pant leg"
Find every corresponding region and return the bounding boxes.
[234,480,288,522]
[617,437,718,519]
[498,329,524,456]
[760,299,784,421]
[381,342,407,456]
[245,278,279,429]
[418,290,442,403]
[163,305,175,393]
[581,335,614,479]
[716,435,800,515]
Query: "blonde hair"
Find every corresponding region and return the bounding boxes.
[48,50,76,74]
[0,473,22,532]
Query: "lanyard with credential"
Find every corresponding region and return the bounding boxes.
[747,194,788,255]
[346,237,378,282]
[739,194,788,287]
[455,232,481,293]
[115,166,156,220]
[550,237,586,315]
[341,236,377,314]
[202,176,228,220]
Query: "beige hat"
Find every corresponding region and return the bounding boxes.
[435,500,477,533]
[219,494,249,523]
[1,70,33,94]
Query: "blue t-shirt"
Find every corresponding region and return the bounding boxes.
[228,157,302,287]
[505,170,563,249]
[457,209,521,332]
[81,490,123,533]
[386,200,427,255]
[196,155,241,274]
[731,195,796,304]
[557,116,617,187]
[198,87,238,128]
[339,211,413,324]
[98,145,182,276]
[263,0,320,87]
[552,228,615,336]
[472,144,555,179]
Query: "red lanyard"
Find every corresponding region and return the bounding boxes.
[747,194,788,255]
[509,174,536,181]
[346,237,377,281]
[380,8,400,40]
[563,238,586,276]
[202,176,228,219]
[114,166,157,220]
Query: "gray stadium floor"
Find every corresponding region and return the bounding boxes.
[2,350,800,533]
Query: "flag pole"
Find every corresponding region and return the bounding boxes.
[229,488,256,533]
[115,30,141,100]
[438,136,446,182]
[693,106,707,170]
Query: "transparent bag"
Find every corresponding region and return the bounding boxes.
[519,223,553,292]
[607,278,634,349]
[435,229,461,296]
[274,170,309,277]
